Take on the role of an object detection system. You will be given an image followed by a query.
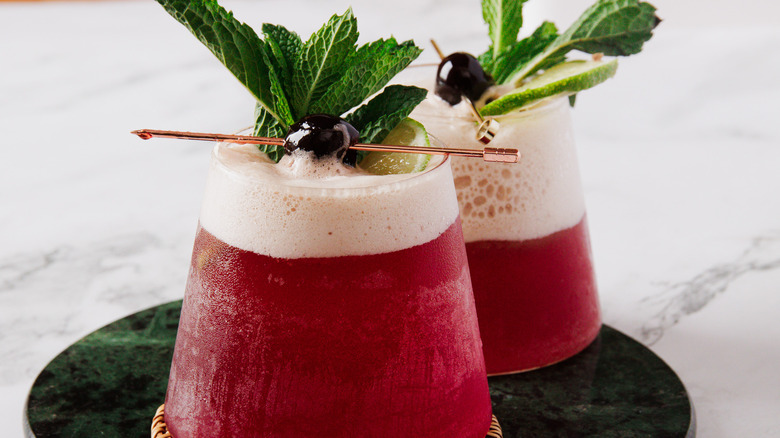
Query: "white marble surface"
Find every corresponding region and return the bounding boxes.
[2,0,779,436]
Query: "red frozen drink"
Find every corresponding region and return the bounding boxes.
[164,143,492,436]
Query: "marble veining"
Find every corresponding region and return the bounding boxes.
[640,232,780,345]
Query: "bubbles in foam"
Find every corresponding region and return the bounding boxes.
[278,149,361,179]
[411,96,586,242]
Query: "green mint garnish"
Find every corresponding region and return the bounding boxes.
[479,20,562,84]
[309,38,423,117]
[261,23,302,110]
[508,0,660,85]
[252,105,286,162]
[156,0,424,162]
[480,0,660,86]
[346,85,428,145]
[156,0,292,126]
[289,10,359,118]
[481,0,526,63]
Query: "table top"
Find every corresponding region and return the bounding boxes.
[2,1,779,437]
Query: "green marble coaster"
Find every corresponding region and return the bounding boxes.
[489,327,696,437]
[24,301,694,437]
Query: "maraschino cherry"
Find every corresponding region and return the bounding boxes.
[284,114,359,165]
[435,52,494,105]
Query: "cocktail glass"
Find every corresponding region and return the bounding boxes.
[407,67,601,375]
[162,141,493,437]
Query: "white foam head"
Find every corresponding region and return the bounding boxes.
[408,76,586,242]
[199,144,460,258]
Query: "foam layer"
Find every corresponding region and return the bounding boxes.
[199,144,460,258]
[412,93,586,242]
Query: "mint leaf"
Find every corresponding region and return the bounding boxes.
[482,0,526,63]
[309,38,421,116]
[562,0,659,56]
[290,9,359,119]
[488,21,561,84]
[260,47,295,127]
[156,0,288,127]
[262,23,302,96]
[345,85,427,145]
[253,104,286,162]
[508,0,660,85]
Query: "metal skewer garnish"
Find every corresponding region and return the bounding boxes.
[430,39,500,145]
[131,129,519,163]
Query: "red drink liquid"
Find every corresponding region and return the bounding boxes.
[163,146,492,437]
[465,217,600,374]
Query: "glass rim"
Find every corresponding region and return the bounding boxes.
[210,136,452,194]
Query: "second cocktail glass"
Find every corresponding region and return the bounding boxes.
[412,92,601,375]
[162,142,493,437]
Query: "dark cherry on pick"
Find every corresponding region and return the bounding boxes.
[283,114,359,166]
[435,52,494,105]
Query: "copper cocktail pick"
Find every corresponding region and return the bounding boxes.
[131,129,519,163]
[430,39,500,145]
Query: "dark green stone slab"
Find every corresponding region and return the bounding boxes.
[489,327,695,437]
[24,301,694,437]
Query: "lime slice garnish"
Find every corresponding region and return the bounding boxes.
[359,118,431,175]
[480,59,618,116]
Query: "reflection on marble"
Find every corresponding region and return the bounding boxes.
[2,1,780,437]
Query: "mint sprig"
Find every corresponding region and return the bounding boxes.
[480,21,562,84]
[156,0,292,126]
[480,0,660,86]
[508,0,660,85]
[157,0,425,162]
[481,0,526,63]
